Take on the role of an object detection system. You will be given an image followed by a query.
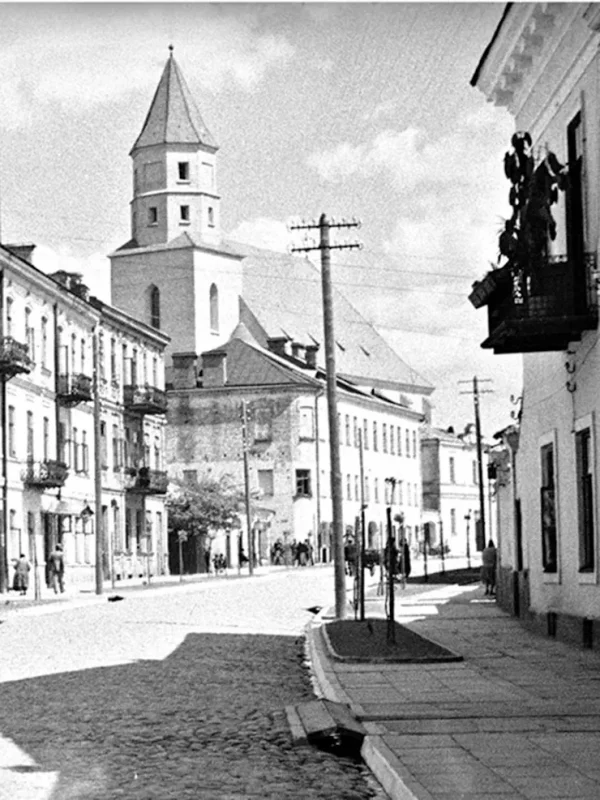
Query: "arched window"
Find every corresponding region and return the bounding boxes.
[150,285,160,329]
[209,283,219,333]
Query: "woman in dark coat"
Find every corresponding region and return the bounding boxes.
[13,554,31,595]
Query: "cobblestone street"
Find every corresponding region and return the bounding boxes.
[0,568,385,799]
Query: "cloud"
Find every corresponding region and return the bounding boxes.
[228,218,290,253]
[0,7,295,128]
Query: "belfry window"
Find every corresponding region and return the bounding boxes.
[180,205,190,224]
[210,283,219,333]
[150,285,160,329]
[178,162,190,181]
[148,206,158,226]
[208,207,215,227]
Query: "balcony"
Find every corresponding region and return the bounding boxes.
[123,384,167,415]
[0,337,33,378]
[22,460,68,489]
[469,254,598,354]
[126,467,169,495]
[57,372,93,405]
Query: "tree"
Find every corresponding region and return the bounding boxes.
[167,474,242,573]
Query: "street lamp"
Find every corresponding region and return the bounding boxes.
[464,513,472,569]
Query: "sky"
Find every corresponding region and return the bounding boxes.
[0,1,522,438]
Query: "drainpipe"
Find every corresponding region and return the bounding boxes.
[93,326,103,594]
[0,269,7,593]
[314,389,323,560]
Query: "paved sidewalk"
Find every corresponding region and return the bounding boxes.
[307,580,600,800]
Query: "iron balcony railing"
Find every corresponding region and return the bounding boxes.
[0,336,33,378]
[123,384,167,415]
[57,372,93,404]
[126,467,169,494]
[22,460,69,489]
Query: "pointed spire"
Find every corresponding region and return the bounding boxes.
[131,50,218,153]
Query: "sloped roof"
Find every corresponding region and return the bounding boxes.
[131,51,218,154]
[203,333,321,389]
[228,240,433,395]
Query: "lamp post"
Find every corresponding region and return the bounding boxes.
[465,513,472,569]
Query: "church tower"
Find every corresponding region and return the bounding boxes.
[130,46,221,248]
[110,48,244,367]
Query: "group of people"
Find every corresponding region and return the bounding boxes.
[270,538,314,567]
[10,544,65,596]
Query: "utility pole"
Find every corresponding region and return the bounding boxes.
[93,328,104,595]
[290,213,361,620]
[459,376,493,551]
[241,399,254,575]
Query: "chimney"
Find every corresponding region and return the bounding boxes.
[305,344,319,369]
[6,243,36,263]
[202,350,227,388]
[291,342,306,361]
[171,352,198,390]
[267,336,290,358]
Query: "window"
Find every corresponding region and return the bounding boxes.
[8,406,16,457]
[373,421,378,452]
[363,419,369,449]
[354,475,359,501]
[374,478,379,503]
[72,428,80,471]
[43,417,49,461]
[258,469,274,497]
[148,206,158,225]
[296,469,311,497]
[109,338,117,382]
[254,408,272,442]
[183,469,197,485]
[152,356,158,387]
[576,427,595,571]
[113,505,121,552]
[98,333,105,381]
[382,424,388,453]
[150,285,160,329]
[25,308,35,362]
[345,415,351,446]
[346,474,352,500]
[208,206,215,227]
[450,508,456,536]
[180,205,190,223]
[178,161,190,181]
[566,111,585,269]
[100,422,108,469]
[122,344,128,386]
[541,442,557,573]
[71,333,77,376]
[5,297,12,337]
[209,283,219,333]
[353,417,359,447]
[473,460,478,484]
[398,480,403,505]
[405,430,410,455]
[112,425,121,470]
[80,338,86,374]
[390,427,395,455]
[126,510,133,552]
[26,411,34,460]
[449,457,456,483]
[412,431,417,458]
[397,427,402,456]
[58,422,67,464]
[299,406,315,440]
[364,476,370,503]
[144,433,150,466]
[41,317,48,368]
[82,431,89,473]
[154,436,160,469]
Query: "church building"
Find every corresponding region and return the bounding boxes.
[110,50,435,568]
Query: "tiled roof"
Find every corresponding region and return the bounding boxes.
[203,333,320,389]
[131,53,218,153]
[228,240,433,395]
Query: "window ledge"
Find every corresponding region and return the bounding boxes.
[179,221,191,226]
[578,571,597,585]
[542,571,560,584]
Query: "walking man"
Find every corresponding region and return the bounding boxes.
[48,543,65,594]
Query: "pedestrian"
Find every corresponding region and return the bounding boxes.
[12,554,31,596]
[398,540,411,580]
[344,538,356,576]
[481,539,497,595]
[48,543,65,594]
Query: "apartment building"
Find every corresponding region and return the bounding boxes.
[0,245,169,593]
